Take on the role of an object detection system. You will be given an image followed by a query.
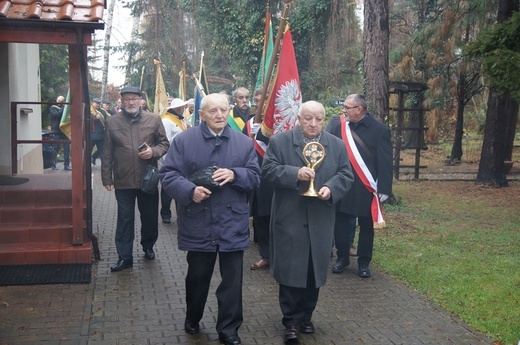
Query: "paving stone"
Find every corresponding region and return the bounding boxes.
[0,165,494,344]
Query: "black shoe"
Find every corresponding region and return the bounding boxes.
[144,248,155,260]
[110,259,133,272]
[219,335,241,345]
[332,256,350,273]
[64,165,72,171]
[283,326,300,343]
[299,321,315,334]
[184,320,200,334]
[358,263,371,278]
[162,218,171,224]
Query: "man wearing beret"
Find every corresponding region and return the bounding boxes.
[102,99,115,115]
[101,86,170,272]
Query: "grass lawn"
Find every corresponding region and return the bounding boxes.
[373,180,520,345]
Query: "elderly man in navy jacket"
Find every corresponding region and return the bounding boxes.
[160,93,260,345]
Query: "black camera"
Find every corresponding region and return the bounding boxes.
[138,143,147,152]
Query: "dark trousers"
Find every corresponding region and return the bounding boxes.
[160,185,172,220]
[185,250,244,337]
[356,215,374,265]
[334,213,357,258]
[279,254,319,327]
[334,212,374,265]
[52,132,70,166]
[114,188,159,262]
[252,215,270,260]
[91,140,105,160]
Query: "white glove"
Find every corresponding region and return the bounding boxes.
[378,193,389,203]
[251,123,261,135]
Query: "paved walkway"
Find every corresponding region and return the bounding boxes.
[0,165,493,344]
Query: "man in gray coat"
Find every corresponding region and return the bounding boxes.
[262,101,354,343]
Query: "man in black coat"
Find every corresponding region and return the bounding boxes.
[326,94,393,278]
[90,98,110,166]
[49,95,71,171]
[243,112,273,271]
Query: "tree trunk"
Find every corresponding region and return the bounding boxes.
[101,0,116,98]
[450,72,466,162]
[476,0,519,186]
[476,88,515,186]
[125,15,141,85]
[504,104,518,161]
[363,0,389,123]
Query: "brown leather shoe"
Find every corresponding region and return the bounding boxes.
[349,245,358,256]
[250,258,269,270]
[283,325,300,343]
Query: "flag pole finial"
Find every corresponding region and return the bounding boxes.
[198,51,205,85]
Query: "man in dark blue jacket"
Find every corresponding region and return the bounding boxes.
[160,93,260,345]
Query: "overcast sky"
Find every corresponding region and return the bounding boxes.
[91,0,133,87]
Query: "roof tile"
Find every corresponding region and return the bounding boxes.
[0,0,104,22]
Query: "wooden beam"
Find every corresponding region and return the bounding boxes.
[69,44,86,245]
[0,28,93,45]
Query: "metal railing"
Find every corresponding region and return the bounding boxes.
[10,101,71,175]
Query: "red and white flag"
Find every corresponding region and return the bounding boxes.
[262,25,301,136]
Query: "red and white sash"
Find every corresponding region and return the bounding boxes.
[340,115,385,228]
[246,117,267,157]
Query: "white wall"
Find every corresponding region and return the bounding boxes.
[0,43,10,175]
[1,43,43,174]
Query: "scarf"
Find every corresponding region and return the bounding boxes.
[162,113,186,131]
[340,115,385,228]
[246,117,267,157]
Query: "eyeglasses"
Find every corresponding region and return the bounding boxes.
[122,97,140,102]
[343,105,360,110]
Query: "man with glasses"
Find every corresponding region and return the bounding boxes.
[101,86,170,272]
[326,94,393,278]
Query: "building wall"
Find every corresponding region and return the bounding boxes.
[1,43,43,175]
[0,43,10,175]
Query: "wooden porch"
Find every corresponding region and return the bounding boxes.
[0,174,92,265]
